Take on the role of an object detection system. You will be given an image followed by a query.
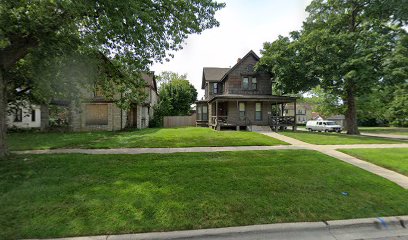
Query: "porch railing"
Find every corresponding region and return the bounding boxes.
[211,116,251,127]
[211,116,228,126]
[268,116,295,126]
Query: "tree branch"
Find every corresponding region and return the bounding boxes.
[0,35,39,70]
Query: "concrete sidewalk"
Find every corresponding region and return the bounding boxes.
[361,132,408,140]
[13,133,408,188]
[261,132,408,189]
[30,216,408,240]
[13,145,306,155]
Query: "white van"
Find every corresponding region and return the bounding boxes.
[306,120,342,133]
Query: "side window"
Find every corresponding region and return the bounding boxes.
[239,102,246,119]
[14,108,23,122]
[197,106,202,120]
[31,109,36,122]
[242,77,249,89]
[202,105,208,120]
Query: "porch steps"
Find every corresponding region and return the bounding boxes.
[247,125,272,132]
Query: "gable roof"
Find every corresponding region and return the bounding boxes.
[201,50,260,89]
[142,72,157,92]
[219,50,260,82]
[201,67,230,89]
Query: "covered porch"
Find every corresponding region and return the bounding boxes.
[207,95,297,131]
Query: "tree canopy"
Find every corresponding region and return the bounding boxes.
[0,0,224,157]
[151,72,197,127]
[258,0,408,134]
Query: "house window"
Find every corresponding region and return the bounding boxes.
[85,104,108,125]
[255,102,262,121]
[239,102,246,119]
[14,108,23,122]
[202,105,208,120]
[252,78,257,90]
[213,83,218,94]
[242,77,249,89]
[197,106,202,120]
[31,109,36,122]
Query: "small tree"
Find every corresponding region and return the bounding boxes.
[152,72,198,126]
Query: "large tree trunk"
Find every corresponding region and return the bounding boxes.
[345,86,360,135]
[0,68,8,158]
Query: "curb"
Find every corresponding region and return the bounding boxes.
[30,215,408,240]
[327,215,408,230]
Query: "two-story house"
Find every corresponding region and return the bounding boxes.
[196,50,297,131]
[70,72,158,131]
[283,102,312,124]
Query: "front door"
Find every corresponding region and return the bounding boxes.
[217,102,228,116]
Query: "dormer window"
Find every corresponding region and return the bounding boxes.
[213,83,218,94]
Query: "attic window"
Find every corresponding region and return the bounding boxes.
[247,64,254,72]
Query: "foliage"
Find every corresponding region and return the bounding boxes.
[0,0,225,156]
[385,84,408,127]
[258,0,408,134]
[303,86,345,118]
[151,72,198,126]
[156,71,188,89]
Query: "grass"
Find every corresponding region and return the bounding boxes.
[1,150,408,239]
[280,131,405,145]
[359,127,408,136]
[7,127,287,151]
[340,148,408,176]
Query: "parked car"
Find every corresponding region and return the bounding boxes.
[306,120,342,133]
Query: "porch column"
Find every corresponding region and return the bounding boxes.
[293,99,297,131]
[215,100,220,130]
[281,103,284,117]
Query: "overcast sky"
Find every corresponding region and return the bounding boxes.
[151,0,312,98]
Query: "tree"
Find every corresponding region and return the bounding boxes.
[258,0,408,134]
[303,86,345,118]
[0,0,224,157]
[386,84,408,127]
[156,71,188,89]
[152,72,197,126]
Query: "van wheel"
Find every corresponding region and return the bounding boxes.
[324,129,328,133]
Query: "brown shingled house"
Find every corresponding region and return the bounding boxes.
[196,50,297,131]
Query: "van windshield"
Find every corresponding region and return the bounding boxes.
[325,122,337,125]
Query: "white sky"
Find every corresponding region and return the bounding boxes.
[151,0,312,98]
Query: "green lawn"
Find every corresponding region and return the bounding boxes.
[1,150,408,239]
[340,148,408,176]
[7,127,286,151]
[359,127,408,136]
[280,131,405,145]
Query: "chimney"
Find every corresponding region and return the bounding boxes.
[237,58,242,63]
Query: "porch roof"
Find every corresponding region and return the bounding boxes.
[207,94,297,103]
